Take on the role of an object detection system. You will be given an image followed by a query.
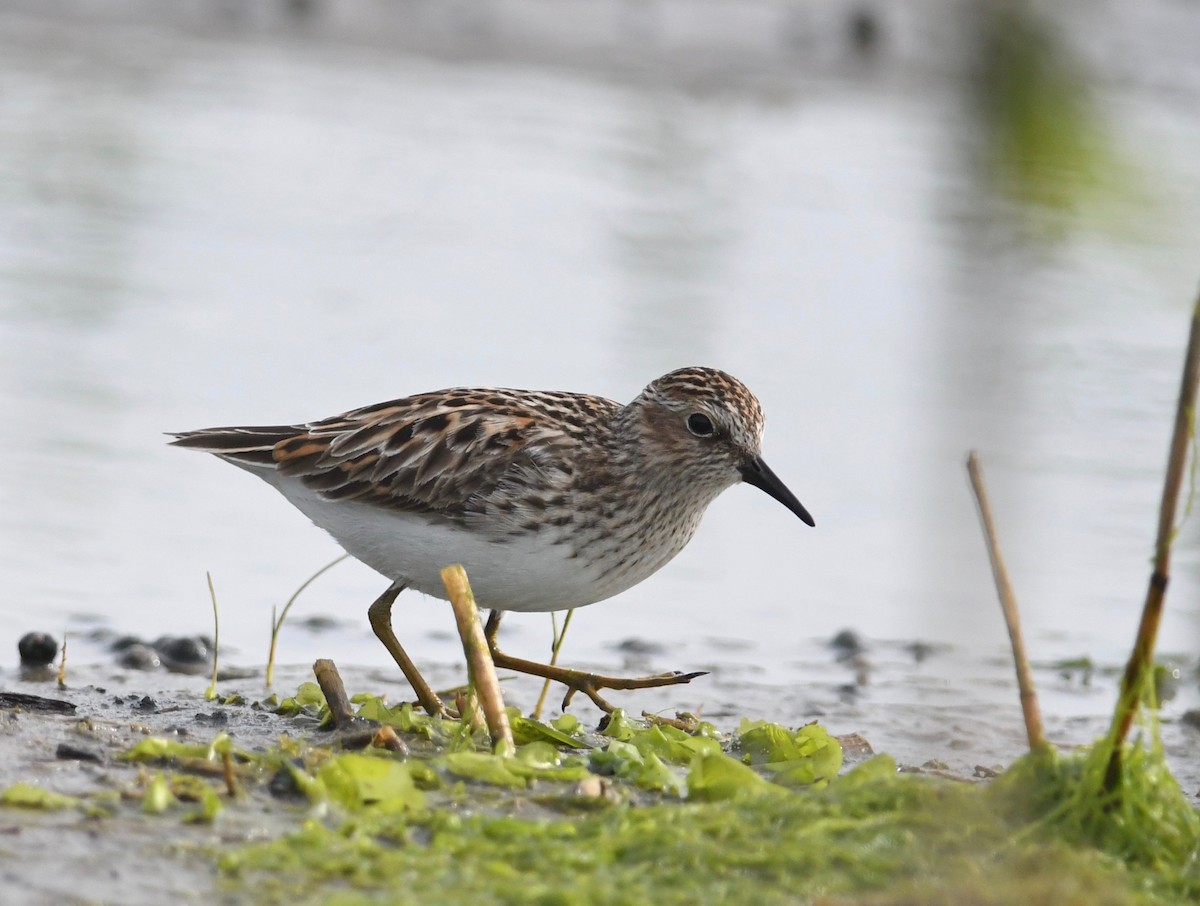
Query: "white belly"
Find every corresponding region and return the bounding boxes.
[274,480,651,612]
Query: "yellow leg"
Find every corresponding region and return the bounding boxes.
[483,610,707,713]
[368,583,449,718]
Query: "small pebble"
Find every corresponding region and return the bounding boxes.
[835,733,875,759]
[574,775,618,803]
[133,695,159,713]
[294,615,342,631]
[154,636,208,666]
[905,641,936,663]
[612,637,666,656]
[830,629,864,656]
[56,743,103,764]
[372,725,408,755]
[18,632,58,667]
[837,682,861,700]
[268,765,306,800]
[118,644,161,671]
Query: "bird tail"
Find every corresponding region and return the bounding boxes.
[167,425,302,468]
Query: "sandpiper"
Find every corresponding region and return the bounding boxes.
[171,366,813,714]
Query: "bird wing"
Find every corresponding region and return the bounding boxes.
[175,389,615,521]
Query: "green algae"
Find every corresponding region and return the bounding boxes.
[219,750,1190,906]
[993,693,1200,898]
[318,753,426,813]
[0,782,80,811]
[3,681,1195,906]
[737,719,844,788]
[215,687,1196,905]
[227,684,1197,906]
[121,730,246,764]
[141,771,180,815]
[276,681,331,720]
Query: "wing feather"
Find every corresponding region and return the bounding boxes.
[273,393,601,518]
[172,388,619,523]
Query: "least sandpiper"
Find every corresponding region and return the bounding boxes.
[171,366,813,714]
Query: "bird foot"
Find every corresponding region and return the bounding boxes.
[557,668,709,713]
[481,609,707,713]
[488,647,707,713]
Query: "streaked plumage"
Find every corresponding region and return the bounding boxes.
[171,366,813,712]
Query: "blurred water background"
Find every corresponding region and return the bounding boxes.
[1,1,1198,748]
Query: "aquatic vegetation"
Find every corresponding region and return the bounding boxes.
[214,701,1195,906]
[1,674,1195,905]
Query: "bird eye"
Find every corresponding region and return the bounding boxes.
[686,413,716,437]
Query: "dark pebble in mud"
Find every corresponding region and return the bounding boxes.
[830,629,864,656]
[216,665,259,681]
[905,641,938,663]
[268,764,307,800]
[56,742,103,763]
[612,638,666,656]
[0,692,76,714]
[17,632,58,666]
[133,695,158,713]
[118,644,161,671]
[154,636,208,667]
[293,615,344,631]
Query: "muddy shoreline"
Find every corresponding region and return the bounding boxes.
[1,646,1196,906]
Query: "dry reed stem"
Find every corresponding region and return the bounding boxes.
[441,564,514,753]
[372,725,408,754]
[532,608,575,720]
[221,749,238,798]
[967,451,1046,753]
[56,634,67,689]
[171,756,250,779]
[313,658,357,731]
[205,572,220,702]
[456,689,486,735]
[1105,293,1200,790]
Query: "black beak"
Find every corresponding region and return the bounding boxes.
[740,456,815,527]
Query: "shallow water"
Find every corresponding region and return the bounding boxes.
[1,1,1198,746]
